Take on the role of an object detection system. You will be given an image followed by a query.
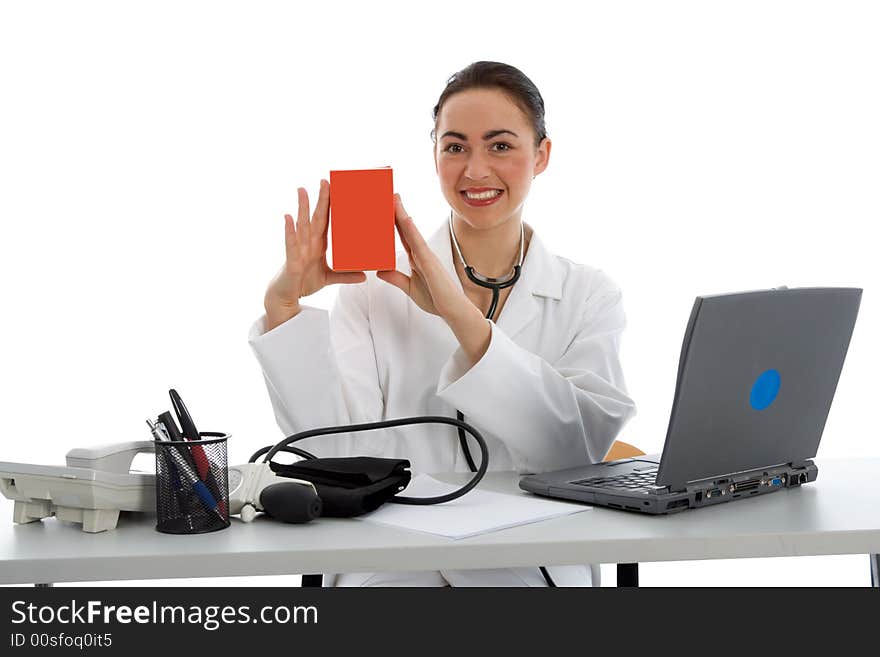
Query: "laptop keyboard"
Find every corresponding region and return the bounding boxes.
[570,467,660,493]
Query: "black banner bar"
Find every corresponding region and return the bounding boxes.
[0,587,876,652]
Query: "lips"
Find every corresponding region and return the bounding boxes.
[460,189,504,207]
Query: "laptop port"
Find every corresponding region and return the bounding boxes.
[799,473,808,484]
[731,478,761,493]
[666,499,688,510]
[694,491,703,503]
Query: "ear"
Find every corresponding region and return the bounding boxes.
[533,137,552,177]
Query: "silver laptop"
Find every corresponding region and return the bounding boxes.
[520,287,861,514]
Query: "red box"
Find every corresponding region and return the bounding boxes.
[329,167,395,272]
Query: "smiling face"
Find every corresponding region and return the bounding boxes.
[433,87,551,231]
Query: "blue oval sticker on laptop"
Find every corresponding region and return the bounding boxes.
[750,369,781,410]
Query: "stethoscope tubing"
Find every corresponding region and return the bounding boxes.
[450,215,524,473]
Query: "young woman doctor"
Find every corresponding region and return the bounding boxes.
[248,61,636,587]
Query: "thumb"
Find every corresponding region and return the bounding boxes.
[326,271,367,285]
[376,270,411,295]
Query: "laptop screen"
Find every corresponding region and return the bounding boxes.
[655,287,861,491]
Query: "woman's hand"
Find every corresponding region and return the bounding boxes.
[377,195,492,365]
[264,180,366,329]
[377,195,472,323]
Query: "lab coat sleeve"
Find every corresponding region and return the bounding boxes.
[436,276,636,474]
[247,281,384,453]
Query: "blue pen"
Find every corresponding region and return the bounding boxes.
[152,420,225,522]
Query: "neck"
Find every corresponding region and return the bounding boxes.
[450,215,531,279]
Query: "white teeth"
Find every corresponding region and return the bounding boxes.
[465,190,502,200]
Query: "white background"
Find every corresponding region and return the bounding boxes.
[1,1,877,587]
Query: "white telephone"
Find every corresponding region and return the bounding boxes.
[0,441,156,533]
[0,442,320,532]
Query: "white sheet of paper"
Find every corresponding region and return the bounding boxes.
[360,474,591,539]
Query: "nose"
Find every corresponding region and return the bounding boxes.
[463,149,492,182]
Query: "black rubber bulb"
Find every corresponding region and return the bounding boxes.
[260,482,322,523]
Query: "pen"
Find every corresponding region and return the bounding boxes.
[152,420,225,522]
[157,411,184,440]
[146,419,192,528]
[158,411,199,471]
[168,389,227,516]
[169,391,208,477]
[148,418,187,492]
[169,389,200,441]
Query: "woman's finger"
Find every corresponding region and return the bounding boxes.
[376,270,411,295]
[393,195,419,261]
[311,179,330,245]
[284,212,297,259]
[295,186,310,253]
[394,194,442,276]
[393,225,417,277]
[326,271,367,285]
[398,226,415,267]
[306,179,330,252]
[394,196,425,244]
[285,187,308,262]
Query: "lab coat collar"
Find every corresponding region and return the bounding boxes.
[425,218,564,338]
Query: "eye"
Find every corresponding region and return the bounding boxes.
[443,143,464,153]
[491,142,512,152]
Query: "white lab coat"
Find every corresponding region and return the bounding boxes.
[248,221,636,587]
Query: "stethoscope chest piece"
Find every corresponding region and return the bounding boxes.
[449,213,525,313]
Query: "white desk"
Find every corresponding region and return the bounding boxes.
[1,458,879,586]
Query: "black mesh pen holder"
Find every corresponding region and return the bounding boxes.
[154,432,231,534]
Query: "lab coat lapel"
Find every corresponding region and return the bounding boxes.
[425,221,564,340]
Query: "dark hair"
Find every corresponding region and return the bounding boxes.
[431,61,548,149]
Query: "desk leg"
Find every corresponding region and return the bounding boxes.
[617,563,639,587]
[301,574,323,587]
[871,554,879,588]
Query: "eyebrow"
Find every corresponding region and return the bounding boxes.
[439,129,519,141]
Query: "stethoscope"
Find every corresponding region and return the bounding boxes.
[448,212,524,471]
[449,214,558,586]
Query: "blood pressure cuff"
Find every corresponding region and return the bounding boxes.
[269,457,411,517]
